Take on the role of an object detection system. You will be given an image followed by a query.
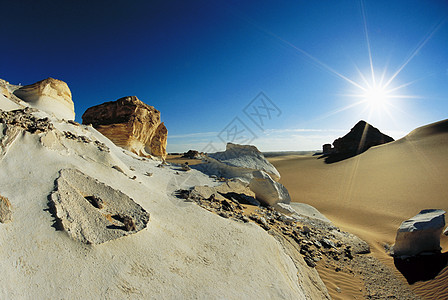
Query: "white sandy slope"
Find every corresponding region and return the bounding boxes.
[1,78,75,120]
[0,93,328,299]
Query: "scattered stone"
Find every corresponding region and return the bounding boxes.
[181,163,191,171]
[145,172,153,177]
[84,195,104,209]
[0,108,54,133]
[304,256,316,268]
[112,165,126,175]
[321,238,337,249]
[0,195,12,223]
[393,209,446,257]
[122,215,136,231]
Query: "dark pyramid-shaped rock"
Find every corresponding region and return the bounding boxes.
[324,120,394,163]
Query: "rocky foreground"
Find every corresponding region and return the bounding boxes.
[0,77,419,299]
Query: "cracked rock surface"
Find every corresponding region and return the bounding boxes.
[50,168,150,244]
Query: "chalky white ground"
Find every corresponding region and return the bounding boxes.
[0,92,327,299]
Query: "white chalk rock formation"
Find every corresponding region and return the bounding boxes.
[249,170,291,206]
[0,98,328,298]
[393,209,446,257]
[12,78,75,120]
[196,143,280,182]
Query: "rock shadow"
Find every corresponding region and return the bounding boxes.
[218,191,259,206]
[321,151,364,164]
[394,252,448,284]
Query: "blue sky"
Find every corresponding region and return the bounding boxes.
[1,0,447,152]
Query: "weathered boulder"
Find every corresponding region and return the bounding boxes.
[195,143,280,182]
[0,195,12,223]
[393,209,446,257]
[324,120,394,162]
[82,96,167,158]
[13,78,75,120]
[182,149,201,159]
[249,170,290,206]
[50,168,150,244]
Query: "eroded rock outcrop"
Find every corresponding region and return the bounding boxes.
[50,168,150,244]
[249,170,291,206]
[82,96,167,158]
[13,78,75,120]
[393,209,446,257]
[323,120,394,162]
[195,143,280,181]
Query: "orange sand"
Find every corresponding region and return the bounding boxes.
[270,119,448,299]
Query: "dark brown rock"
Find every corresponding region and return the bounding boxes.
[324,120,394,163]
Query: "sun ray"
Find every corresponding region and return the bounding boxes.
[360,0,375,86]
[383,17,446,89]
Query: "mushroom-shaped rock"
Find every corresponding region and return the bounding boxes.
[249,170,290,206]
[393,209,446,257]
[13,78,75,120]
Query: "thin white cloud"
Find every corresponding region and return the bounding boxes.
[264,128,347,134]
[168,131,219,139]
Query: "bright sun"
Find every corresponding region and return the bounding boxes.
[363,85,390,110]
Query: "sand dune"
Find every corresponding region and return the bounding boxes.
[270,119,448,299]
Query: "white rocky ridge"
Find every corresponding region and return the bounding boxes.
[0,78,75,120]
[196,142,281,182]
[0,78,329,299]
[393,209,446,257]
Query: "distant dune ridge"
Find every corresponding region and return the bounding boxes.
[272,118,448,299]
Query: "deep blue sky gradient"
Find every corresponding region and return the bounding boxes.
[1,0,447,151]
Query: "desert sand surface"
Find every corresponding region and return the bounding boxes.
[166,154,203,166]
[270,119,448,299]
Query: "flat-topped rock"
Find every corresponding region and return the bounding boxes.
[393,209,446,257]
[82,96,167,158]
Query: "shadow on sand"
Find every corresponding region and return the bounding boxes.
[318,151,364,164]
[394,252,448,284]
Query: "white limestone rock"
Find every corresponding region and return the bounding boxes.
[393,209,446,257]
[196,143,281,182]
[12,78,75,120]
[249,170,291,206]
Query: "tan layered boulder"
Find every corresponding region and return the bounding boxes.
[82,96,167,158]
[13,78,75,120]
